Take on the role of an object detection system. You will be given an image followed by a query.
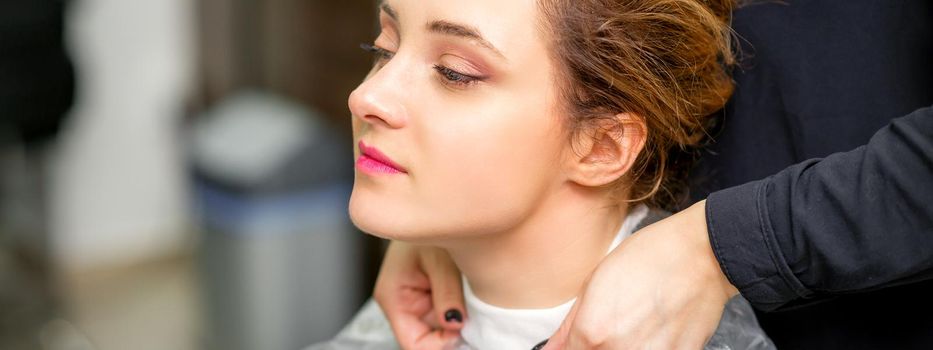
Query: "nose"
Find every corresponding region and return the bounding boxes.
[348,64,409,129]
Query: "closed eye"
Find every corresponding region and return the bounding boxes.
[360,43,394,65]
[433,64,482,87]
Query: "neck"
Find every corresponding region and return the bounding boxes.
[443,185,629,309]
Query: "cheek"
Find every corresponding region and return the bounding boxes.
[414,102,565,232]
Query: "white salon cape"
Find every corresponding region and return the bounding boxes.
[307,206,776,350]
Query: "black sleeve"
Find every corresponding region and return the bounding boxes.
[705,105,933,312]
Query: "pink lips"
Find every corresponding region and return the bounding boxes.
[357,141,407,175]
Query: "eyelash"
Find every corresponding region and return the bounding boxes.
[359,42,483,88]
[360,43,394,63]
[432,65,480,86]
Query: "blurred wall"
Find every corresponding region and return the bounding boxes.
[196,0,377,131]
[53,0,195,269]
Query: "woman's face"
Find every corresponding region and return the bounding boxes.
[348,0,570,241]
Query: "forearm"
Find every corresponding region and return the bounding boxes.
[706,106,933,311]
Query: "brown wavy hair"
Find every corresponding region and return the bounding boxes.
[540,0,736,211]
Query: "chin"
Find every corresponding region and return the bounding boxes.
[349,193,414,241]
[349,197,464,245]
[348,187,503,244]
[349,212,397,240]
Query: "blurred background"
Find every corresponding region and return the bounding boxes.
[0,0,383,349]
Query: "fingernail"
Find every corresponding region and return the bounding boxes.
[531,339,548,350]
[444,309,463,323]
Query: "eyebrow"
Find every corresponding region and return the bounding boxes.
[428,20,506,60]
[380,3,398,21]
[379,2,506,61]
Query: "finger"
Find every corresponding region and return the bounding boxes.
[376,241,460,349]
[374,242,430,307]
[390,311,440,350]
[421,307,443,330]
[541,297,580,350]
[395,321,460,350]
[384,287,435,348]
[420,248,467,331]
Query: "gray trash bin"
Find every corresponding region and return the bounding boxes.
[189,91,367,350]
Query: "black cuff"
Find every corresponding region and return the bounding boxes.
[706,179,812,311]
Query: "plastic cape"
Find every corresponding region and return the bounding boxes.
[307,295,775,350]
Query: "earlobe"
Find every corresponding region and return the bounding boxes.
[567,113,646,188]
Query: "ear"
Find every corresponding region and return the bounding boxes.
[564,113,646,187]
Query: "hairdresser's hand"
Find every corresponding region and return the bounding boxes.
[374,241,466,350]
[543,200,740,350]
